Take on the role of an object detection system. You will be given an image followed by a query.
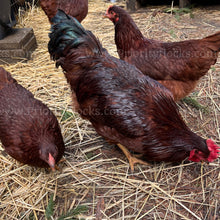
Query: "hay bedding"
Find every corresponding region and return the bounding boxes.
[0,0,219,219]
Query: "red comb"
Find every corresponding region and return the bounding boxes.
[107,5,114,10]
[104,5,113,18]
[206,139,220,162]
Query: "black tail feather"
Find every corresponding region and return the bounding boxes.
[48,9,102,62]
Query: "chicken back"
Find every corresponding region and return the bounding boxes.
[40,0,88,23]
[48,10,219,165]
[104,6,220,101]
[0,67,65,169]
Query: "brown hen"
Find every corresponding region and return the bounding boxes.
[48,10,219,171]
[104,6,220,101]
[0,67,65,170]
[40,0,88,23]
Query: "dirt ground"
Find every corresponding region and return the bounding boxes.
[0,0,219,219]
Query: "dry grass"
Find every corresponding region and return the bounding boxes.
[0,0,220,219]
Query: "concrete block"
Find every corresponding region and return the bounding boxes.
[0,28,37,64]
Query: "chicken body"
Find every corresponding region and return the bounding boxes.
[0,67,65,169]
[48,10,219,166]
[105,6,220,101]
[40,0,88,23]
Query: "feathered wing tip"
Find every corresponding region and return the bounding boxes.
[203,31,220,52]
[206,139,220,162]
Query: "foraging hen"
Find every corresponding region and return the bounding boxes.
[48,10,219,171]
[40,0,88,23]
[0,67,65,170]
[104,6,220,101]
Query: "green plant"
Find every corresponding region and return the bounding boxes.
[61,110,74,121]
[45,194,89,220]
[211,66,216,72]
[45,194,55,220]
[169,29,177,39]
[182,96,209,113]
[163,7,194,19]
[58,205,88,220]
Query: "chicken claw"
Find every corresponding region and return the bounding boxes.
[117,143,149,172]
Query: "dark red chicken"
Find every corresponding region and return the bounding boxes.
[0,67,65,170]
[104,6,220,101]
[48,10,219,171]
[40,0,88,23]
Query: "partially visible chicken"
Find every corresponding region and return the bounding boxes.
[40,0,88,23]
[48,10,219,171]
[0,67,65,170]
[104,6,220,101]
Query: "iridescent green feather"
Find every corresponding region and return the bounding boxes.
[48,9,102,61]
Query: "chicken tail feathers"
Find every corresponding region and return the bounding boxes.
[0,67,17,90]
[50,9,75,26]
[48,9,102,63]
[203,31,220,52]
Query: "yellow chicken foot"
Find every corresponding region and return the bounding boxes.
[117,143,149,172]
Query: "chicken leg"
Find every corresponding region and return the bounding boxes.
[117,143,149,172]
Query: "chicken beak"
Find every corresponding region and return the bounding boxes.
[103,8,110,19]
[48,153,56,171]
[103,13,109,19]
